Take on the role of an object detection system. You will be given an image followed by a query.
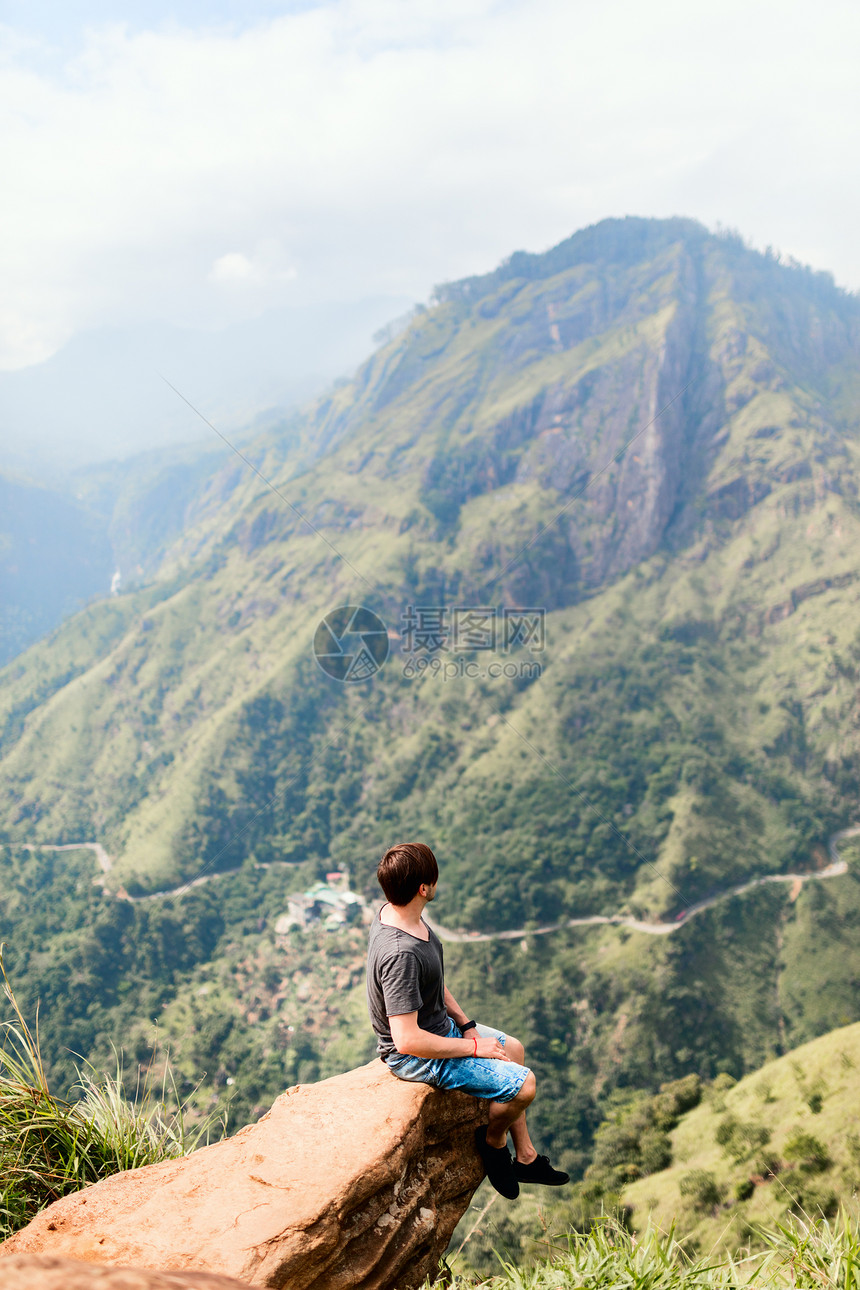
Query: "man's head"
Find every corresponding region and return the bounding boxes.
[377,842,439,907]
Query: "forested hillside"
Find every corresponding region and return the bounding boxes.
[622,1017,860,1254]
[3,216,860,1184]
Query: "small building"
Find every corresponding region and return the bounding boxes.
[274,882,363,935]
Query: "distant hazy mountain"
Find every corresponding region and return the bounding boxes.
[0,294,411,662]
[0,472,113,665]
[0,295,412,478]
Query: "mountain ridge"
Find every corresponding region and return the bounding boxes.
[4,217,860,1167]
[3,217,860,912]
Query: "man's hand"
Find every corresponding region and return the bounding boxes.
[475,1034,511,1061]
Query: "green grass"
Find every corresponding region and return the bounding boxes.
[0,949,224,1240]
[446,1213,860,1288]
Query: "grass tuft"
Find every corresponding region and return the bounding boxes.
[0,946,225,1239]
[445,1211,860,1288]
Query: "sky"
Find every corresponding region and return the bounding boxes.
[0,0,858,456]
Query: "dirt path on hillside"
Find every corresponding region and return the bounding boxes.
[19,827,860,938]
[126,860,297,903]
[19,846,295,902]
[22,840,111,876]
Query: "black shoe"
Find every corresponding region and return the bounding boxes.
[514,1154,570,1186]
[475,1125,519,1199]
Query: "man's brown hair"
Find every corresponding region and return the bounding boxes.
[377,842,439,906]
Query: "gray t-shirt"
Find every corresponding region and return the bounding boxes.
[366,909,449,1059]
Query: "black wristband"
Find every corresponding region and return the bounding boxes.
[461,1019,477,1033]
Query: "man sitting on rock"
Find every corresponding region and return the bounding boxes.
[365,841,569,1200]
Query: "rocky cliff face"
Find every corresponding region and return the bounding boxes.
[0,1061,486,1290]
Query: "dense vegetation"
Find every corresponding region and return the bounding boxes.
[0,845,374,1130]
[3,838,860,1198]
[622,1012,860,1258]
[452,1013,860,1274]
[2,217,860,1256]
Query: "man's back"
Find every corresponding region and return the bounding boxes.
[366,909,448,1058]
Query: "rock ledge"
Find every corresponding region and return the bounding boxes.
[0,1060,486,1290]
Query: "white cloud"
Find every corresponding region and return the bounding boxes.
[1,0,858,369]
[211,253,260,284]
[209,242,297,286]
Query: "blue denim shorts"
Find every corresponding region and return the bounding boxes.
[385,1018,531,1103]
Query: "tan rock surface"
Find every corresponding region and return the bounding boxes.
[0,1253,257,1290]
[0,1060,487,1290]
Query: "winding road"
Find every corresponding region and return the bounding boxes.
[16,827,860,941]
[426,827,860,943]
[19,846,297,903]
[22,840,112,876]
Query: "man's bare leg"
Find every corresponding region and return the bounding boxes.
[486,1070,536,1150]
[481,1037,570,1192]
[489,1035,538,1163]
[508,1108,538,1164]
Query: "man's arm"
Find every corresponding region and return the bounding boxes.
[443,986,469,1027]
[389,1011,510,1061]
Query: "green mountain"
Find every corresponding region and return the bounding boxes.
[3,215,860,1174]
[622,1018,860,1254]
